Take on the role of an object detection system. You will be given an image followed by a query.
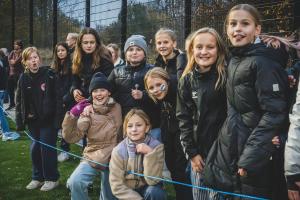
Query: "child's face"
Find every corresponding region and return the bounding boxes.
[227,10,261,47]
[81,34,97,54]
[125,46,145,66]
[155,33,176,59]
[146,76,168,100]
[193,33,218,70]
[107,47,117,62]
[92,88,111,106]
[26,52,40,73]
[126,114,149,142]
[57,45,67,60]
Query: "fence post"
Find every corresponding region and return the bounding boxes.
[184,0,191,39]
[85,0,90,27]
[294,0,300,34]
[53,0,58,49]
[29,0,33,45]
[11,0,15,48]
[121,0,127,58]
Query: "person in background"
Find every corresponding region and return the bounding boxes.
[51,42,74,162]
[63,72,121,200]
[107,43,125,68]
[66,32,79,56]
[7,39,24,110]
[109,108,166,200]
[16,47,59,191]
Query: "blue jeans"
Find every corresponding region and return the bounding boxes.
[135,184,167,200]
[0,91,10,133]
[67,161,116,200]
[28,123,59,181]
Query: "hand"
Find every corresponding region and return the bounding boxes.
[73,89,85,102]
[136,143,153,154]
[131,89,143,100]
[272,136,280,146]
[191,154,205,173]
[288,190,300,200]
[288,75,297,88]
[238,168,247,177]
[260,35,281,49]
[82,105,94,116]
[70,99,90,117]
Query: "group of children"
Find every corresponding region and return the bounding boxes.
[12,3,300,200]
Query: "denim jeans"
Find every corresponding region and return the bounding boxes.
[28,123,59,181]
[0,91,10,133]
[67,161,116,200]
[135,184,167,200]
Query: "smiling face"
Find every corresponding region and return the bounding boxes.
[155,33,176,60]
[81,34,97,54]
[57,45,68,60]
[125,46,145,66]
[227,10,261,47]
[146,76,168,101]
[192,33,218,71]
[91,88,111,106]
[26,51,41,73]
[126,114,150,142]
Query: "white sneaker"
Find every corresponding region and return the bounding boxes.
[26,180,44,190]
[40,181,59,191]
[57,152,69,162]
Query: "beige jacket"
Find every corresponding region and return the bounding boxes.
[62,98,122,169]
[109,136,164,200]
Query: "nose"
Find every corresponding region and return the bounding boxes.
[200,48,208,54]
[234,22,242,32]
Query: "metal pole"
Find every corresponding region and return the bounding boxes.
[121,0,127,59]
[85,0,90,27]
[12,0,15,48]
[184,0,191,39]
[53,0,58,48]
[29,0,33,45]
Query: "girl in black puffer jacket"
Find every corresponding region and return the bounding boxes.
[203,4,289,199]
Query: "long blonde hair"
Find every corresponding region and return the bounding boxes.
[72,27,111,75]
[182,27,227,89]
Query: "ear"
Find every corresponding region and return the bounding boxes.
[255,25,261,36]
[145,125,150,134]
[173,41,177,48]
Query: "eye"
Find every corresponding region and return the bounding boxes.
[229,21,236,26]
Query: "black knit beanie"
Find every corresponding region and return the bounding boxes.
[89,72,112,94]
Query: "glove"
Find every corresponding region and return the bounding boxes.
[70,99,90,117]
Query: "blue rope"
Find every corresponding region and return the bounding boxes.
[1,105,268,200]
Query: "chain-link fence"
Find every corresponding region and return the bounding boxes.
[1,0,299,63]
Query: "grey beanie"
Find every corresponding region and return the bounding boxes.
[124,35,148,56]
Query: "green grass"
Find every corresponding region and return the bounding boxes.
[0,118,175,200]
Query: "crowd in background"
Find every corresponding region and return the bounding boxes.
[1,3,300,200]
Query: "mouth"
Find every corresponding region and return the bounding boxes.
[233,34,246,41]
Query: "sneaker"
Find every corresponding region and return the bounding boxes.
[40,181,59,191]
[57,152,69,162]
[26,180,44,190]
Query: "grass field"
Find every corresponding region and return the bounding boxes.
[0,118,175,200]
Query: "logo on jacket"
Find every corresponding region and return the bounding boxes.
[273,84,279,92]
[40,83,46,91]
[192,91,197,99]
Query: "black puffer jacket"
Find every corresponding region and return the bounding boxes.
[155,49,187,80]
[71,54,114,98]
[16,66,56,130]
[54,62,75,129]
[203,43,289,197]
[108,62,160,128]
[176,66,227,160]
